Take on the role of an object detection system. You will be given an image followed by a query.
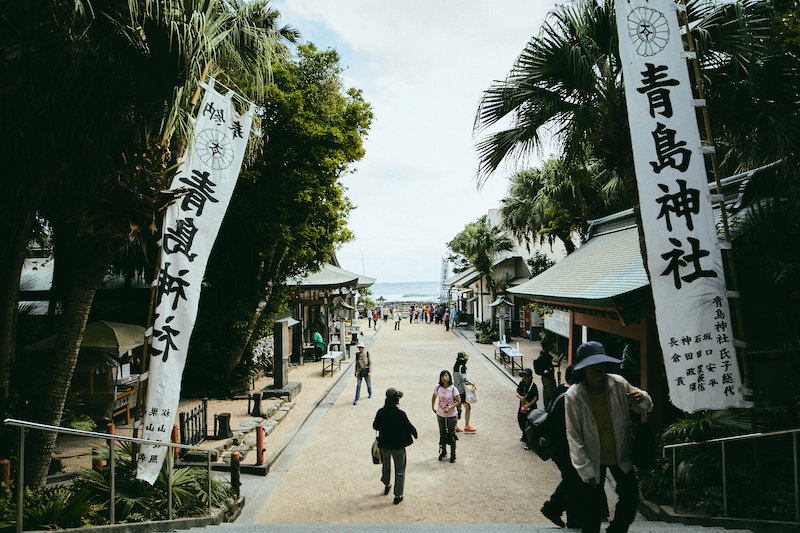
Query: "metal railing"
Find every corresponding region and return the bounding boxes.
[4,418,218,533]
[663,428,800,522]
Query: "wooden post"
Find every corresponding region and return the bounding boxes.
[256,426,264,466]
[171,426,180,461]
[92,445,103,472]
[230,452,241,497]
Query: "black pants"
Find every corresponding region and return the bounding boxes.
[445,321,450,331]
[578,465,638,533]
[547,451,585,528]
[394,321,400,330]
[517,406,528,436]
[436,415,458,446]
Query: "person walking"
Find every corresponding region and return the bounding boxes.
[443,309,450,331]
[540,365,584,529]
[452,352,477,433]
[516,368,538,449]
[534,349,557,409]
[373,387,418,505]
[565,341,653,533]
[393,308,401,330]
[431,370,461,462]
[372,309,379,330]
[382,306,389,323]
[353,342,372,405]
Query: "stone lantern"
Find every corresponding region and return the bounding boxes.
[490,297,513,344]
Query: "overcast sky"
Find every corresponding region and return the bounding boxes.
[272,1,557,282]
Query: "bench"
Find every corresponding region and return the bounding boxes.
[501,346,524,376]
[321,351,344,377]
[493,341,510,362]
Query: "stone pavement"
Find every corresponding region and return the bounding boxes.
[236,318,560,524]
[226,320,753,532]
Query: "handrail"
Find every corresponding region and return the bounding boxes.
[3,418,217,452]
[4,417,216,533]
[662,427,800,523]
[663,427,800,450]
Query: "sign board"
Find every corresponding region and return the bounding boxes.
[615,0,745,412]
[544,309,569,338]
[136,82,255,483]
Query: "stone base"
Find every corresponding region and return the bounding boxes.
[260,381,301,401]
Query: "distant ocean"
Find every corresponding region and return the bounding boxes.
[370,281,441,303]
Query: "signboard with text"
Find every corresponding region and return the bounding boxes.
[615,0,745,412]
[137,82,255,483]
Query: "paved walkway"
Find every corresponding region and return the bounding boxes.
[237,319,562,524]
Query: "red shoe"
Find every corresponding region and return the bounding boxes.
[465,426,477,432]
[455,426,464,432]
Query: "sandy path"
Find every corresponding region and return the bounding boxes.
[251,318,561,524]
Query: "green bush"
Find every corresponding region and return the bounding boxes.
[0,443,236,530]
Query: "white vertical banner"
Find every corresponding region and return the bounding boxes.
[137,81,255,483]
[615,0,746,412]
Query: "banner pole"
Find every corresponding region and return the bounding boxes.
[678,0,751,391]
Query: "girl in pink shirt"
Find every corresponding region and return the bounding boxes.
[431,370,461,463]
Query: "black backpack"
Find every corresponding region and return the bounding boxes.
[524,408,555,460]
[533,351,552,376]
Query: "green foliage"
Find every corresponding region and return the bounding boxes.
[448,216,513,299]
[734,179,800,351]
[358,287,375,309]
[526,251,556,278]
[185,43,372,394]
[661,409,752,444]
[72,441,235,523]
[501,160,622,255]
[0,485,105,530]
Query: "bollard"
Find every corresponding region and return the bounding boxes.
[256,425,264,466]
[0,459,9,493]
[171,425,180,461]
[249,393,263,417]
[92,445,103,472]
[230,451,241,497]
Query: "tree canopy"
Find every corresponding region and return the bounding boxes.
[184,44,372,394]
[448,216,514,300]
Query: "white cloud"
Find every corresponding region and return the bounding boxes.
[272,0,556,281]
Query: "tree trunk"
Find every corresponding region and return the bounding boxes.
[556,232,577,255]
[24,246,109,487]
[0,209,32,400]
[223,245,289,373]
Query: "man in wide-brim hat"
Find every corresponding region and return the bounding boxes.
[565,341,653,533]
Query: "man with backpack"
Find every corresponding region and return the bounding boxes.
[540,365,583,528]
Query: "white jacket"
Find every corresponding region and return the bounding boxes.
[565,373,653,483]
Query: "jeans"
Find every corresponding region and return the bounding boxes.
[436,415,458,446]
[578,465,638,533]
[355,374,372,400]
[379,448,406,497]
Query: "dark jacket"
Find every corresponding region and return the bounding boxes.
[373,406,417,449]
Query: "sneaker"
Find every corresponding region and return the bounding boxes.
[353,400,359,405]
[384,484,391,495]
[368,394,372,399]
[465,426,477,432]
[393,496,403,505]
[455,426,464,432]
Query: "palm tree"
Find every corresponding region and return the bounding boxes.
[474,0,631,195]
[448,216,514,301]
[3,0,298,487]
[500,158,622,255]
[473,0,795,188]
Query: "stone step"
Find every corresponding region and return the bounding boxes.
[182,522,755,533]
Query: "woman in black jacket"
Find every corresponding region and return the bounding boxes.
[372,388,418,504]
